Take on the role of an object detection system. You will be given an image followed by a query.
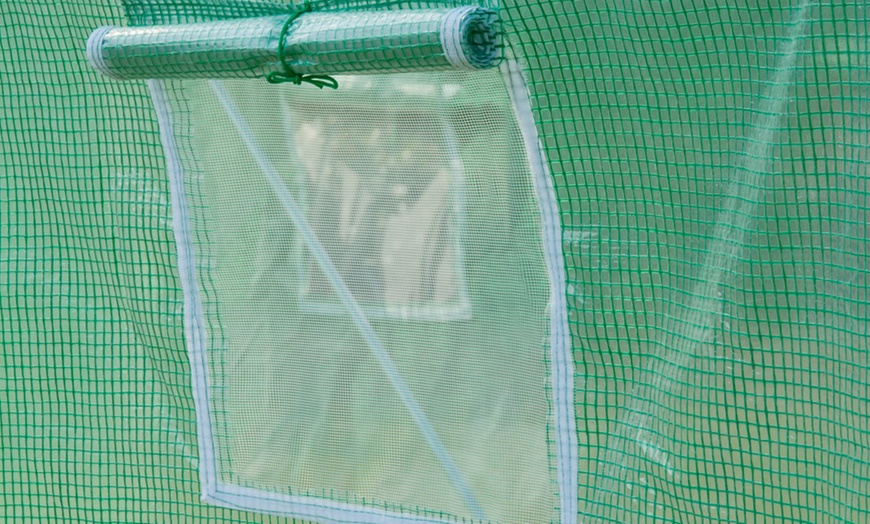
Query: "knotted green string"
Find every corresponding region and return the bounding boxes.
[266,3,339,89]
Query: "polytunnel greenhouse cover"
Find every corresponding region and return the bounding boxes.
[1,0,868,523]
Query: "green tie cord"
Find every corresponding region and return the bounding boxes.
[265,3,338,89]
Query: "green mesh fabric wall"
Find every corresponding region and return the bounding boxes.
[2,0,868,523]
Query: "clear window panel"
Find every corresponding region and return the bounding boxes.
[157,68,570,524]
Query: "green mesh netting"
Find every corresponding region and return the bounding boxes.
[2,0,869,523]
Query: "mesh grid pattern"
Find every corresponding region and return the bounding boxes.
[2,0,869,522]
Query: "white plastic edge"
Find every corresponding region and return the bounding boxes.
[150,62,578,523]
[210,483,476,524]
[87,26,121,79]
[148,80,218,498]
[440,6,478,70]
[502,59,579,524]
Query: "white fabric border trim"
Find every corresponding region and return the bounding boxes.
[501,60,579,524]
[213,483,478,524]
[87,26,121,79]
[148,80,217,496]
[150,60,578,523]
[440,6,477,70]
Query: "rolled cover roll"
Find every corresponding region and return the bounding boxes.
[87,7,500,80]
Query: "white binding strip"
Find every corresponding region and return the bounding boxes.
[87,26,121,79]
[440,6,477,70]
[213,483,471,524]
[148,80,218,498]
[502,60,579,524]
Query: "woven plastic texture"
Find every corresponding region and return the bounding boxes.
[2,0,869,524]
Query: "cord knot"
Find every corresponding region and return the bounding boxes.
[266,3,338,89]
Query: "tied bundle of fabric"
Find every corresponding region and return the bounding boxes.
[86,5,501,89]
